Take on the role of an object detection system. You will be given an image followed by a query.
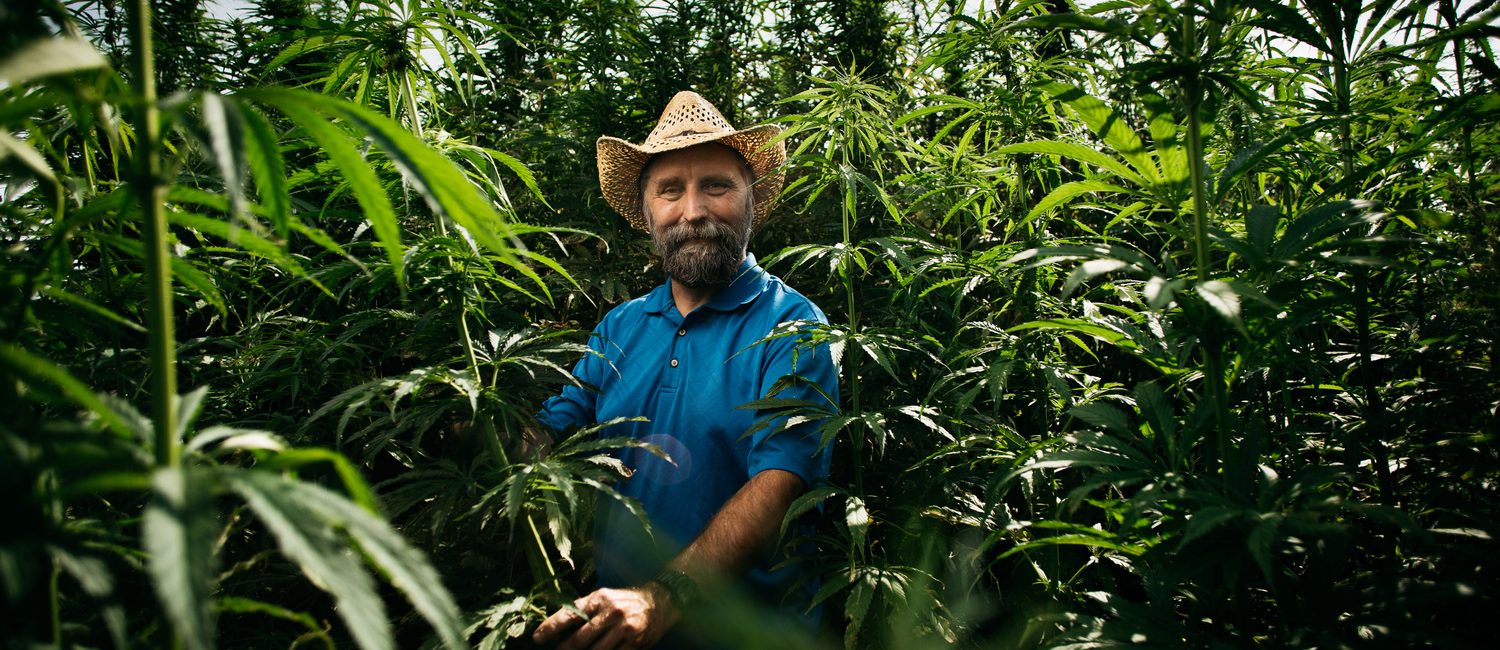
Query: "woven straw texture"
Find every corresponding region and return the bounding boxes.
[597,91,785,232]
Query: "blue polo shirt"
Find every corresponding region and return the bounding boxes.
[536,254,838,613]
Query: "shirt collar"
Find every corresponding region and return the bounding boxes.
[643,254,768,315]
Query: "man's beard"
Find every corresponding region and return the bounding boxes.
[653,216,750,289]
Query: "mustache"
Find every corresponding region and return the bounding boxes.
[658,218,738,248]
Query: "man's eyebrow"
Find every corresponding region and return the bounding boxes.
[700,172,739,184]
[648,173,683,188]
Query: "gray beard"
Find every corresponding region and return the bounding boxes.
[654,217,749,289]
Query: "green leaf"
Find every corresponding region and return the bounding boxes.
[0,343,132,438]
[144,466,220,650]
[998,531,1145,558]
[1040,83,1161,186]
[845,495,870,549]
[1214,131,1304,204]
[1068,402,1131,436]
[174,386,210,446]
[0,37,108,84]
[216,597,330,644]
[201,92,251,224]
[1141,94,1185,186]
[37,285,145,332]
[1247,514,1282,586]
[0,130,56,181]
[843,578,875,650]
[1062,258,1130,298]
[1009,13,1126,33]
[227,470,392,650]
[1246,204,1280,256]
[252,88,542,294]
[168,210,329,295]
[282,474,467,650]
[93,233,228,317]
[253,92,405,286]
[996,141,1144,185]
[1196,280,1245,335]
[781,486,841,540]
[256,447,380,513]
[1018,180,1135,233]
[1008,319,1134,350]
[238,102,294,240]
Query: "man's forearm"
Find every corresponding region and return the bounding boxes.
[532,469,807,649]
[665,468,805,584]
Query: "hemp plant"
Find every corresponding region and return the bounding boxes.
[0,1,551,646]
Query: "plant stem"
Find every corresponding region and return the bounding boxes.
[1180,8,1230,473]
[129,0,178,468]
[1332,34,1393,500]
[1182,14,1209,286]
[526,512,562,594]
[842,170,864,498]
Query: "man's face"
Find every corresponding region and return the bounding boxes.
[640,143,754,289]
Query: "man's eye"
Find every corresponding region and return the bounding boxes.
[658,186,683,197]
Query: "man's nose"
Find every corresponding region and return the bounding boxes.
[681,187,709,222]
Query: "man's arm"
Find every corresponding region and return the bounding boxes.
[532,469,805,650]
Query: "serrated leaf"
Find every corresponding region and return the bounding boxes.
[0,37,108,84]
[1247,515,1282,586]
[996,141,1144,185]
[227,470,392,650]
[845,496,870,549]
[238,102,293,240]
[253,92,405,286]
[284,475,467,649]
[52,548,127,648]
[0,343,132,438]
[201,92,250,224]
[0,130,56,181]
[1062,258,1130,298]
[144,467,220,650]
[1068,402,1131,436]
[780,486,841,539]
[37,285,145,332]
[1196,280,1244,334]
[1040,83,1161,186]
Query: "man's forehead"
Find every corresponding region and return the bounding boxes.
[642,143,749,181]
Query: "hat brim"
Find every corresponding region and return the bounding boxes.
[597,124,785,233]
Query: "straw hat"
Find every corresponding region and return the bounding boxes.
[597,91,785,233]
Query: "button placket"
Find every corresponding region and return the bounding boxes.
[669,322,684,370]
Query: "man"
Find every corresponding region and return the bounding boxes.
[530,91,838,649]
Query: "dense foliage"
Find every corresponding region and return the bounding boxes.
[3,0,1496,647]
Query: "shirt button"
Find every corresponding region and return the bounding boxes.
[677,329,686,336]
[670,359,679,367]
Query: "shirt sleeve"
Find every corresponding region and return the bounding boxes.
[745,313,840,487]
[534,321,610,434]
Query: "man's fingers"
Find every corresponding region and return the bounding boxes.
[587,623,633,650]
[557,608,616,650]
[532,601,587,645]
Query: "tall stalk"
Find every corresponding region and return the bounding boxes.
[840,156,864,497]
[128,0,178,469]
[388,40,487,438]
[1180,7,1230,474]
[1331,36,1394,499]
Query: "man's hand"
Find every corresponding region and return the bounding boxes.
[532,584,677,650]
[518,424,553,460]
